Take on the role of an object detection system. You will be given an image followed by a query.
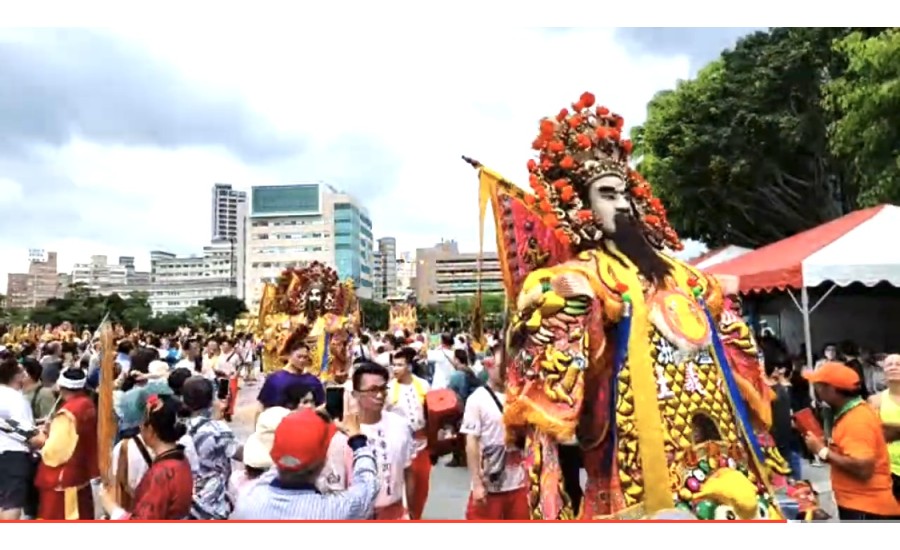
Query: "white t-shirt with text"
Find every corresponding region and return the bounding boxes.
[360,411,415,508]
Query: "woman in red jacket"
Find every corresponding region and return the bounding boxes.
[99,393,193,520]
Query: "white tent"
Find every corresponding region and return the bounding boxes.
[803,204,900,287]
[707,204,900,364]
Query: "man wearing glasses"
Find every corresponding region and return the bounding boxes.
[351,362,416,520]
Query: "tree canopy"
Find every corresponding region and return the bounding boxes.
[633,27,893,248]
[198,296,248,326]
[2,284,199,334]
[825,29,900,206]
[358,295,506,334]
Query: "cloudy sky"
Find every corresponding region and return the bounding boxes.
[0,27,761,291]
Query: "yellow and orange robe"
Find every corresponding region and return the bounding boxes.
[34,394,99,520]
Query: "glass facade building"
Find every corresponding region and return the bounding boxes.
[334,202,373,291]
[251,185,320,217]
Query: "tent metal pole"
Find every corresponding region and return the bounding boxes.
[801,286,814,369]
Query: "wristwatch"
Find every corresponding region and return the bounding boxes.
[817,447,830,462]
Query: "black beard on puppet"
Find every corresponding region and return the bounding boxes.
[604,212,673,285]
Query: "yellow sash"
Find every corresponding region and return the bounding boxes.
[389,377,428,406]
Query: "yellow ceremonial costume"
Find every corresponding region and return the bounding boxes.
[389,303,417,334]
[256,262,359,384]
[470,92,814,521]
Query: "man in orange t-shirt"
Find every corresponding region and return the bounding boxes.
[803,362,900,520]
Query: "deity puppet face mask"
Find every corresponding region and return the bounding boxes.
[524,91,683,252]
[308,286,323,306]
[586,173,631,235]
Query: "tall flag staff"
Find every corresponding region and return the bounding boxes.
[97,316,118,482]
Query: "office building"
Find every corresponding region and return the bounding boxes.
[244,182,374,309]
[71,255,130,289]
[148,241,237,315]
[373,237,397,302]
[212,183,248,301]
[67,255,150,300]
[396,251,415,299]
[211,183,247,241]
[414,240,503,305]
[5,250,62,309]
[373,250,384,299]
[113,255,151,286]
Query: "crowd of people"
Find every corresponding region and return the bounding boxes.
[0,325,530,521]
[2,323,899,521]
[759,337,900,519]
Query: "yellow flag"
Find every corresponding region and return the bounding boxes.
[257,283,276,327]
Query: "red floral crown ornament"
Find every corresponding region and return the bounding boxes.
[524,92,683,251]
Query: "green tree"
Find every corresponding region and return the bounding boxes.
[144,312,190,335]
[825,29,900,206]
[633,27,888,248]
[120,292,153,329]
[184,305,210,329]
[199,296,248,326]
[359,299,389,330]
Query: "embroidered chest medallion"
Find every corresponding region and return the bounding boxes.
[648,289,711,353]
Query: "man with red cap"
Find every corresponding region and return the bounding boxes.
[229,408,378,520]
[803,362,900,520]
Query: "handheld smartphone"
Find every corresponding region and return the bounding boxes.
[325,386,345,421]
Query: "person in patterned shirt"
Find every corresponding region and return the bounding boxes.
[179,376,238,520]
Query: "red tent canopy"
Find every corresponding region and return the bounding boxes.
[705,206,884,293]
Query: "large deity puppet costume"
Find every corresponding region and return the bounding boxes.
[259,262,359,384]
[473,92,794,521]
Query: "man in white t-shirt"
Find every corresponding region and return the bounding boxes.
[374,337,395,369]
[175,340,201,375]
[352,361,415,520]
[201,340,220,381]
[0,358,46,520]
[460,348,529,520]
[426,333,456,389]
[386,347,432,520]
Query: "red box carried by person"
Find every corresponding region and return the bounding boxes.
[793,407,824,438]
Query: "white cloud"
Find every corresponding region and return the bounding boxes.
[2,27,704,292]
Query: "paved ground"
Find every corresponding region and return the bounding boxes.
[228,381,836,521]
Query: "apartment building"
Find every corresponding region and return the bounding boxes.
[414,240,503,304]
[414,240,503,305]
[5,250,63,309]
[373,237,398,302]
[211,183,247,241]
[211,183,248,300]
[148,241,238,315]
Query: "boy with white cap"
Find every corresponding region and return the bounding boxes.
[229,407,291,504]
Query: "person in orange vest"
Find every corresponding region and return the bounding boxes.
[34,368,99,520]
[386,347,432,520]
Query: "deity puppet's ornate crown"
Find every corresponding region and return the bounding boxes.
[525,92,683,251]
